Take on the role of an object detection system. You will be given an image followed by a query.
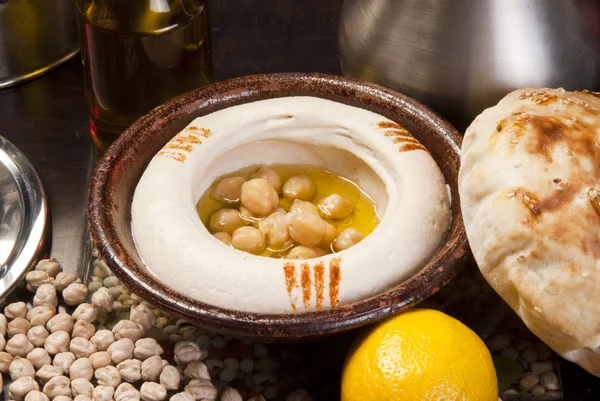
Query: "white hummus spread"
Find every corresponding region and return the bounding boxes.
[131,96,451,313]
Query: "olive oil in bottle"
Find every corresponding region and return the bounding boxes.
[76,0,213,153]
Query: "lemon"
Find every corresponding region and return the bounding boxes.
[341,309,498,401]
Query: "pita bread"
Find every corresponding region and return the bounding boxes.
[459,88,600,376]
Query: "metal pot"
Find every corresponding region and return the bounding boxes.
[0,0,79,90]
[338,0,600,129]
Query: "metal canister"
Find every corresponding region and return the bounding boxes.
[338,0,600,129]
[0,0,79,89]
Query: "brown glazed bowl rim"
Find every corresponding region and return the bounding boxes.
[88,72,468,341]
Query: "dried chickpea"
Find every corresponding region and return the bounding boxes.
[53,273,78,293]
[240,178,279,216]
[117,359,141,383]
[231,226,266,254]
[25,271,53,293]
[74,396,91,401]
[95,365,121,388]
[284,390,311,401]
[140,382,167,401]
[27,306,56,327]
[0,313,7,336]
[90,330,114,351]
[250,166,282,193]
[27,348,52,369]
[10,376,39,400]
[183,361,210,381]
[170,392,194,401]
[72,321,95,340]
[112,320,144,342]
[221,387,242,401]
[8,318,31,337]
[10,357,36,379]
[43,376,71,399]
[287,213,326,247]
[282,173,316,201]
[47,313,74,334]
[184,379,217,401]
[36,365,64,384]
[7,334,34,357]
[92,386,114,401]
[0,332,6,351]
[70,378,93,398]
[258,211,291,249]
[134,338,163,360]
[34,284,58,308]
[130,304,156,332]
[62,283,88,307]
[174,341,202,365]
[54,396,73,401]
[5,302,28,319]
[141,355,163,382]
[333,228,364,252]
[212,232,231,245]
[317,194,353,219]
[0,351,14,372]
[69,358,93,381]
[208,209,246,233]
[91,288,113,314]
[35,259,62,278]
[28,326,50,347]
[52,353,75,374]
[211,176,246,203]
[70,337,97,358]
[89,351,111,370]
[287,246,326,260]
[71,304,96,324]
[159,365,180,390]
[107,338,134,364]
[115,383,140,401]
[25,390,49,401]
[45,331,70,355]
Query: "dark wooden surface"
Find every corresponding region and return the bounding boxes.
[210,0,342,78]
[0,0,599,399]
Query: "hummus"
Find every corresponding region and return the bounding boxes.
[131,96,451,313]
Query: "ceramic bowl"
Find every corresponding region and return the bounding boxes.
[88,73,468,340]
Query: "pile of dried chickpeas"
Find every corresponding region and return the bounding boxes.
[206,166,366,259]
[0,258,294,401]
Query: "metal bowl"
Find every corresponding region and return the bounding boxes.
[88,73,468,340]
[0,136,49,302]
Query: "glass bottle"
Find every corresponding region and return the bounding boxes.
[75,0,213,153]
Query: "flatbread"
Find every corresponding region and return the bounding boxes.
[459,88,600,376]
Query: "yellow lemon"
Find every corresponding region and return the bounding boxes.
[342,309,498,401]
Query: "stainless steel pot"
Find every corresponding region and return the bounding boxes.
[0,0,79,89]
[339,0,600,129]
